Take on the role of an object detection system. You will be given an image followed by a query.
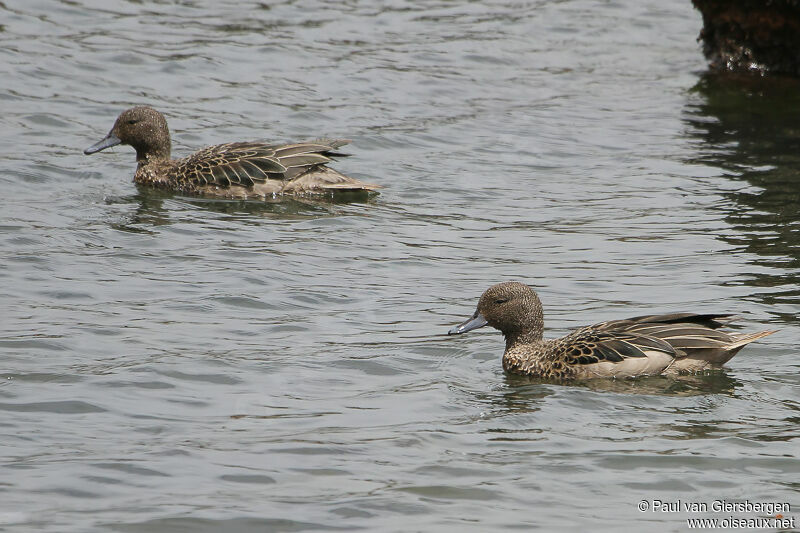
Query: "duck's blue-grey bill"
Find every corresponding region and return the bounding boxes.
[84,134,122,155]
[448,312,488,335]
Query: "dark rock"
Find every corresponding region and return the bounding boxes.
[692,0,800,75]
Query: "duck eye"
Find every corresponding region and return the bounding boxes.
[494,298,509,304]
[127,119,138,125]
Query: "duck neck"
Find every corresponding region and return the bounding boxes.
[504,325,544,351]
[135,146,171,163]
[134,156,175,187]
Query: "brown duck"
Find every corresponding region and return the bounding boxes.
[448,282,777,379]
[84,106,381,198]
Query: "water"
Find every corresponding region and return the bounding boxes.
[1,1,798,531]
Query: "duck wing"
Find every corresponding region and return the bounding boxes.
[593,313,737,354]
[593,313,737,331]
[177,139,351,188]
[558,327,679,365]
[589,312,776,367]
[545,326,679,378]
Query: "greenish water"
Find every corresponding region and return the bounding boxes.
[1,1,798,531]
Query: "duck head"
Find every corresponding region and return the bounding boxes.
[448,282,544,342]
[84,106,171,162]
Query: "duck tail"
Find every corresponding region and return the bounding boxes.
[668,329,777,372]
[312,138,352,156]
[724,329,778,350]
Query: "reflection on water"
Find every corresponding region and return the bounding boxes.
[506,371,740,397]
[107,186,378,233]
[685,72,800,321]
[105,190,173,233]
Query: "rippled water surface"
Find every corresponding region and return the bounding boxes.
[2,1,799,531]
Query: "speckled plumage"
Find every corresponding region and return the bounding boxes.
[84,106,381,198]
[448,282,777,380]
